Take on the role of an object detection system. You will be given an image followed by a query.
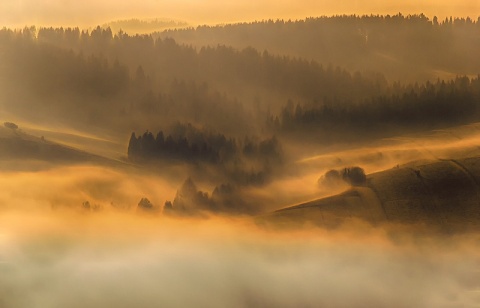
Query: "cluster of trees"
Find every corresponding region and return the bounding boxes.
[128,123,283,185]
[160,14,480,81]
[128,123,282,165]
[164,178,256,215]
[273,76,480,140]
[128,128,235,163]
[319,167,367,187]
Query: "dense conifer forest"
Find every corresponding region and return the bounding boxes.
[160,14,480,82]
[1,15,479,147]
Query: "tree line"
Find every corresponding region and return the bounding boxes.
[0,22,479,146]
[128,123,282,164]
[160,13,480,82]
[128,123,283,185]
[0,30,255,136]
[272,76,480,140]
[0,25,390,105]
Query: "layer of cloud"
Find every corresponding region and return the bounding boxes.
[0,162,479,307]
[1,212,480,307]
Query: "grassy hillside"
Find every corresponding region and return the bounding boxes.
[0,126,123,167]
[265,156,480,230]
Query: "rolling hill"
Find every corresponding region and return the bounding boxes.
[0,125,124,168]
[265,156,480,231]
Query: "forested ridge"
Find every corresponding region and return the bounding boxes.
[274,76,480,140]
[160,14,480,82]
[0,14,479,148]
[4,25,388,102]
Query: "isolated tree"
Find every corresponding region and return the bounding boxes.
[163,201,173,214]
[127,132,138,158]
[4,122,18,130]
[82,201,91,210]
[319,169,343,187]
[342,167,367,186]
[137,197,154,211]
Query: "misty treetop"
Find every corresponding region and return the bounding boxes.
[0,17,479,148]
[0,25,389,140]
[0,30,254,135]
[160,14,480,82]
[128,123,283,186]
[165,178,257,215]
[1,25,389,103]
[128,123,282,165]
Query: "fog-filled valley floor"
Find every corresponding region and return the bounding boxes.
[1,209,480,307]
[1,119,480,306]
[1,12,480,307]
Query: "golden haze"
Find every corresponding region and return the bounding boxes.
[0,0,478,27]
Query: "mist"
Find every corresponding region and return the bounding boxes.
[1,121,480,306]
[0,131,480,307]
[0,165,479,307]
[1,0,478,28]
[1,2,480,306]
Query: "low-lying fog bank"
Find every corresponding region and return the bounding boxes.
[1,211,479,307]
[0,163,479,307]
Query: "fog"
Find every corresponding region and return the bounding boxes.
[0,118,480,307]
[0,166,479,307]
[1,120,480,306]
[1,4,479,306]
[1,217,480,307]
